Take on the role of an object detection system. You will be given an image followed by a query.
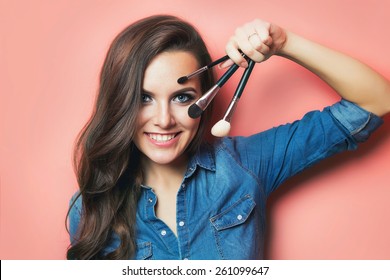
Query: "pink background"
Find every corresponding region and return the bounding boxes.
[1,0,389,259]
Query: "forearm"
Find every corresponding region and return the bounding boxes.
[278,31,390,116]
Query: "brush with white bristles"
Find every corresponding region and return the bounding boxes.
[211,59,255,137]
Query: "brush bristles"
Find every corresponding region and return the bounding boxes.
[211,119,231,137]
[177,76,188,84]
[188,104,203,119]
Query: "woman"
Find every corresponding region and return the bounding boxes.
[67,15,390,259]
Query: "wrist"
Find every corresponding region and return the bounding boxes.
[277,30,294,57]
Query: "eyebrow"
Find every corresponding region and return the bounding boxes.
[142,87,199,96]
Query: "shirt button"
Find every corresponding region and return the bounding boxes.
[237,215,243,220]
[148,198,153,203]
[179,221,185,227]
[160,230,167,236]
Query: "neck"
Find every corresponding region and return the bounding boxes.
[140,155,189,190]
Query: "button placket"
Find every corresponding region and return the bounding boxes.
[145,190,157,220]
[176,181,190,260]
[142,189,180,257]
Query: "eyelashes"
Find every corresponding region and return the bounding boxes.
[141,94,152,104]
[141,92,196,105]
[172,93,195,104]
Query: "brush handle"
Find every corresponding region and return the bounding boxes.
[233,59,255,98]
[207,55,230,69]
[217,63,239,87]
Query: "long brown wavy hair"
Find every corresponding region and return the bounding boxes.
[66,15,215,259]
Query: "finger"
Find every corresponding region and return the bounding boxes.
[225,38,248,67]
[253,23,274,52]
[239,36,266,62]
[262,35,273,47]
[228,36,258,63]
[218,58,234,69]
[236,22,272,62]
[248,34,271,55]
[253,20,271,43]
[248,33,262,49]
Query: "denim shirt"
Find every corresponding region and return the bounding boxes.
[69,100,383,259]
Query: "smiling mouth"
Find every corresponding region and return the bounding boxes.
[146,133,179,143]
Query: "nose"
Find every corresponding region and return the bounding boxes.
[154,102,176,128]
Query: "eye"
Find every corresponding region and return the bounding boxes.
[173,93,194,104]
[141,94,152,104]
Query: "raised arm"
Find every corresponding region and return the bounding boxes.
[224,19,390,117]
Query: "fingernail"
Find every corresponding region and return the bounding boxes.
[219,59,234,69]
[240,61,248,68]
[218,61,228,69]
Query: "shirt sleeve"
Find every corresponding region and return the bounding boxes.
[329,99,383,142]
[224,99,383,197]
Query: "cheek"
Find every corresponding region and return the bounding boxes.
[177,109,200,132]
[136,108,150,128]
[189,119,201,135]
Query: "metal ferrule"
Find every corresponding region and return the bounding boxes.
[186,66,208,80]
[223,96,240,122]
[195,84,220,111]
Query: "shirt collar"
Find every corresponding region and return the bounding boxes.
[140,142,216,189]
[187,142,216,176]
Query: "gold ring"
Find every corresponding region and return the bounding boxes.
[248,33,258,40]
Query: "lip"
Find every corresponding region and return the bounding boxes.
[145,132,181,147]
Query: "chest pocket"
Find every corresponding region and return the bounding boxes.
[134,241,153,260]
[209,194,258,259]
[210,194,256,230]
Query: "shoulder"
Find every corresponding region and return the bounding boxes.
[68,191,82,242]
[69,191,82,214]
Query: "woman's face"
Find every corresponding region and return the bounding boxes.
[134,51,202,167]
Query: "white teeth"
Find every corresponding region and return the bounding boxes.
[148,133,176,142]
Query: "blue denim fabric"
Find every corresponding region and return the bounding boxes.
[69,100,383,259]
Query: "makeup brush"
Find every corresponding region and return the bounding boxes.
[188,63,239,119]
[211,59,255,137]
[177,55,229,84]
